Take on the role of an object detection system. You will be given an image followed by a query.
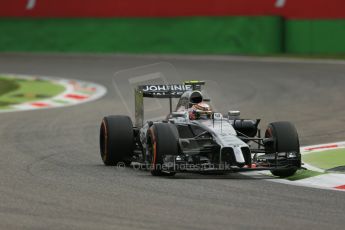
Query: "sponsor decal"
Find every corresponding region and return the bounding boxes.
[140,84,192,92]
[143,91,185,97]
[139,84,193,98]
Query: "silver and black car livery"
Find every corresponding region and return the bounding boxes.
[99,81,301,177]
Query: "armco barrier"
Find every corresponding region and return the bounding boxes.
[286,20,345,54]
[1,0,345,19]
[0,17,283,54]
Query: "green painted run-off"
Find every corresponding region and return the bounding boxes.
[303,148,345,170]
[0,76,65,109]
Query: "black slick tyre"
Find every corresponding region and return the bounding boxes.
[265,121,301,178]
[99,115,134,166]
[147,123,179,176]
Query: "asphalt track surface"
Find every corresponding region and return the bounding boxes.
[0,53,345,230]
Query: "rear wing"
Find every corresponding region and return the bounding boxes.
[138,84,192,98]
[134,81,205,127]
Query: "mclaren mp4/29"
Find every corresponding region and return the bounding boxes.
[99,81,301,177]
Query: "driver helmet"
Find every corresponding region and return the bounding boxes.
[189,102,212,120]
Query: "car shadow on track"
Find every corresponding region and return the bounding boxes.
[93,164,278,180]
[166,173,274,180]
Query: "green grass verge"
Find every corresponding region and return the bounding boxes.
[0,78,19,97]
[286,169,324,181]
[0,76,65,109]
[303,148,345,170]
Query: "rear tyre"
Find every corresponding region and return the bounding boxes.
[265,121,301,178]
[147,123,179,176]
[99,115,134,166]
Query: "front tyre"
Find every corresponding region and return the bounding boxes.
[265,121,301,178]
[147,123,179,176]
[99,115,134,166]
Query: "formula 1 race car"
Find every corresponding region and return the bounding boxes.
[99,81,301,177]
